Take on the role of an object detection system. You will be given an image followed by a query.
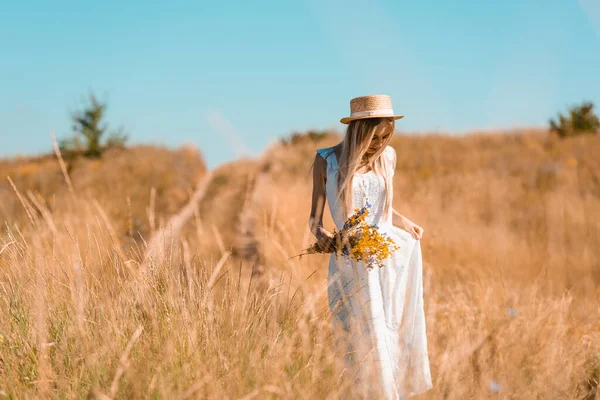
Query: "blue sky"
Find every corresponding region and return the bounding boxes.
[1,0,599,168]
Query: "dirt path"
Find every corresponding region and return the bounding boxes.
[232,168,270,278]
[142,158,270,277]
[143,171,213,266]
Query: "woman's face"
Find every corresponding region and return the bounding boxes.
[365,118,393,155]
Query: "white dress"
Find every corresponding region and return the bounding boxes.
[316,146,432,399]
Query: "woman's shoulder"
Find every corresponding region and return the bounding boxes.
[383,145,396,176]
[314,147,331,169]
[383,145,396,161]
[316,146,336,161]
[316,147,331,157]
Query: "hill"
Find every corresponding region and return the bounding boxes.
[1,130,599,398]
[189,130,600,290]
[1,144,207,246]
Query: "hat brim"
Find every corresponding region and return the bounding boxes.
[340,115,404,124]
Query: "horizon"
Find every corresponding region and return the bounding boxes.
[0,125,552,166]
[2,1,599,168]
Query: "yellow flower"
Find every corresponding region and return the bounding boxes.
[291,198,399,269]
[565,158,578,167]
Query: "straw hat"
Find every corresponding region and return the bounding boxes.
[340,94,404,124]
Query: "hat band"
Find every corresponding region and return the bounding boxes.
[350,108,394,118]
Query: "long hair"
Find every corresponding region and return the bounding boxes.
[336,117,395,219]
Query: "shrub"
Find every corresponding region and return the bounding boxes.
[549,102,600,138]
[280,130,331,146]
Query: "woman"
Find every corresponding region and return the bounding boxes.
[309,95,432,399]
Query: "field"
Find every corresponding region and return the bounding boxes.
[0,130,599,399]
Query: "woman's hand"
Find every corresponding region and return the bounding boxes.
[315,228,338,252]
[399,216,424,240]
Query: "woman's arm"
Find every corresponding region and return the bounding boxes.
[391,207,424,240]
[309,153,336,250]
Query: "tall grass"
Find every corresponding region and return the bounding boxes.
[0,202,342,398]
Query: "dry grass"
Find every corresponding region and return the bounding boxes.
[0,130,599,399]
[0,145,207,246]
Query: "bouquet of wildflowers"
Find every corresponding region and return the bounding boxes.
[292,202,400,270]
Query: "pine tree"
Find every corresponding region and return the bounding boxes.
[72,94,106,157]
[61,93,128,157]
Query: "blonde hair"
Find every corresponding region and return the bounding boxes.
[336,117,395,219]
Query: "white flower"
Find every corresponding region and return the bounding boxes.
[489,380,503,393]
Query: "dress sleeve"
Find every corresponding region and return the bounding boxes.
[385,146,396,177]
